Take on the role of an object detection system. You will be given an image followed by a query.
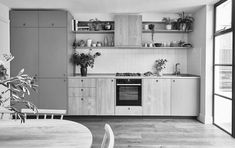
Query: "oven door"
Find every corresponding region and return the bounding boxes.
[116,84,141,106]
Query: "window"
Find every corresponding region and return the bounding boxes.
[213,0,233,135]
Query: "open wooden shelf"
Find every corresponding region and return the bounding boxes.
[75,46,192,49]
[73,30,114,34]
[142,30,193,33]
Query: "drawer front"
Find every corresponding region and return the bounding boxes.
[39,11,67,28]
[115,106,142,115]
[10,11,38,27]
[68,88,96,97]
[68,78,96,87]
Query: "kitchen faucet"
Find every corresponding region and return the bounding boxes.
[174,63,180,75]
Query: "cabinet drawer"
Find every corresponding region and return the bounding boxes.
[10,11,38,27]
[68,78,96,87]
[115,106,142,115]
[39,11,67,28]
[68,88,96,97]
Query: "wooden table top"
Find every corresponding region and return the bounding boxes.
[0,119,93,148]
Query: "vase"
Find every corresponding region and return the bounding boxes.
[80,67,87,77]
[156,70,163,77]
[166,24,172,30]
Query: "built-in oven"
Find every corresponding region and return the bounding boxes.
[116,79,142,106]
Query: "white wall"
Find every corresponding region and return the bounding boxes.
[0,3,10,74]
[74,13,189,74]
[188,5,213,124]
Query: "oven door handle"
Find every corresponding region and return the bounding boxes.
[116,84,141,86]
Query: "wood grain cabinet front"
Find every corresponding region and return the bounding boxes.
[142,79,171,115]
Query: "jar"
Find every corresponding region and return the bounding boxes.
[104,23,111,30]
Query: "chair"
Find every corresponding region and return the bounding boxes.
[101,124,114,148]
[21,109,66,120]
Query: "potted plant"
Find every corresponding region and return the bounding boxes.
[177,12,194,31]
[72,49,101,76]
[0,53,38,123]
[154,59,167,76]
[148,24,155,42]
[162,17,174,30]
[89,18,101,31]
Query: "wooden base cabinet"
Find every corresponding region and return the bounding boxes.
[171,79,199,116]
[143,78,199,116]
[96,79,115,115]
[143,79,171,115]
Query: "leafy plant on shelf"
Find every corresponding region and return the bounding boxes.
[72,49,101,68]
[162,17,174,25]
[177,12,194,31]
[154,59,167,72]
[0,53,38,123]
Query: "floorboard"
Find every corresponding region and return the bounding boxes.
[64,117,235,148]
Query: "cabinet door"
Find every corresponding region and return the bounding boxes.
[68,97,96,115]
[38,11,67,28]
[10,11,38,28]
[171,79,199,116]
[114,15,142,47]
[10,28,38,77]
[68,78,96,87]
[38,28,67,78]
[128,15,142,46]
[96,79,115,115]
[114,15,129,46]
[143,79,171,115]
[38,78,67,110]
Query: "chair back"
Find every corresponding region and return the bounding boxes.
[101,124,114,148]
[21,109,66,120]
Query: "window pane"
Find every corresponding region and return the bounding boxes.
[215,32,232,64]
[214,66,232,98]
[214,95,232,133]
[216,0,231,31]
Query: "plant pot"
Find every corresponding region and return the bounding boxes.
[166,24,172,30]
[156,70,163,77]
[180,23,187,31]
[80,67,87,77]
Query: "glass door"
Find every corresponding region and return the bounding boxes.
[213,0,233,135]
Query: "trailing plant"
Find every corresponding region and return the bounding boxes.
[0,53,38,123]
[72,49,101,68]
[177,12,194,31]
[148,24,155,42]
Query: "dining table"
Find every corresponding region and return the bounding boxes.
[0,119,93,148]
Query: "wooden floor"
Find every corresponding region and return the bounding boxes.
[64,117,235,148]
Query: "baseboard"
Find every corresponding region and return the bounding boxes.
[197,113,213,124]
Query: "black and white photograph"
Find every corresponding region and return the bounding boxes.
[0,0,235,147]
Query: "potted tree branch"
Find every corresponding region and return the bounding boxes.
[72,49,101,76]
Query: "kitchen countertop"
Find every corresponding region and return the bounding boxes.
[68,73,200,79]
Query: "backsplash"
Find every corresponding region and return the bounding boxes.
[74,48,187,74]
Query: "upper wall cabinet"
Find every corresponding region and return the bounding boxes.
[38,11,67,28]
[114,15,142,47]
[10,11,38,28]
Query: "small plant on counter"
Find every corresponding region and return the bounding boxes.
[154,59,167,76]
[72,49,101,76]
[0,53,38,123]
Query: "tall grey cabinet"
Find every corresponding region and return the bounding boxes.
[10,10,75,110]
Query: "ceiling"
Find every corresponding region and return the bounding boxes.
[0,0,219,14]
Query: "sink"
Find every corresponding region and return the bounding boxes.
[163,73,195,77]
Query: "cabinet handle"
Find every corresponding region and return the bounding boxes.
[81,80,83,82]
[156,80,158,82]
[81,89,83,91]
[111,80,114,82]
[51,23,54,26]
[23,23,26,26]
[81,98,84,101]
[128,107,130,110]
[173,80,175,82]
